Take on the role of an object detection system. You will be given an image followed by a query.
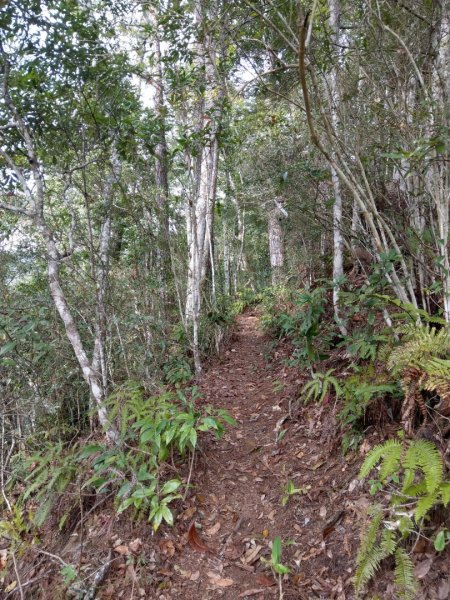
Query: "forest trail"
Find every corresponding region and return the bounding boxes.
[166,311,358,600]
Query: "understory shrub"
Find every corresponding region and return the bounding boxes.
[4,383,235,533]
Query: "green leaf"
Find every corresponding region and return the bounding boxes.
[160,479,181,496]
[161,505,174,525]
[77,444,104,460]
[434,530,446,552]
[188,427,197,447]
[117,481,133,498]
[33,497,53,527]
[152,509,164,531]
[273,563,290,575]
[0,341,17,356]
[271,536,282,564]
[60,564,78,585]
[219,413,237,426]
[141,428,156,444]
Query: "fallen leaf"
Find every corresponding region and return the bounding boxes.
[348,478,359,493]
[267,510,276,522]
[207,571,234,587]
[311,459,325,471]
[102,584,116,597]
[359,439,371,455]
[113,545,130,556]
[414,557,433,580]
[224,544,245,560]
[319,506,327,519]
[255,573,276,587]
[126,564,137,579]
[206,522,221,536]
[262,529,269,538]
[159,539,176,557]
[188,523,213,553]
[190,570,200,581]
[243,544,262,565]
[412,537,431,553]
[322,510,345,539]
[182,506,196,520]
[129,538,142,553]
[239,589,265,598]
[300,546,323,561]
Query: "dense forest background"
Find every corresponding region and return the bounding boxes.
[1,1,450,598]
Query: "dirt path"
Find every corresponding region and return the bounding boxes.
[165,311,360,600]
[14,312,448,599]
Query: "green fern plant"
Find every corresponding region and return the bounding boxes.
[381,323,450,432]
[355,438,450,598]
[387,324,450,377]
[301,369,342,404]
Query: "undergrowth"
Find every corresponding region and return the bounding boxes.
[3,383,235,538]
[263,280,450,597]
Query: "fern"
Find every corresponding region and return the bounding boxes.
[415,490,440,521]
[403,440,443,494]
[354,506,384,594]
[381,323,450,431]
[394,548,416,600]
[387,324,450,376]
[441,482,450,506]
[356,437,450,597]
[301,369,342,404]
[421,357,450,406]
[359,439,402,480]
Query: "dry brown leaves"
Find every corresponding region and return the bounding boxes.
[187,523,213,553]
[207,571,234,588]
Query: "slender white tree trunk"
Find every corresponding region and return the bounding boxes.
[223,219,230,295]
[328,0,346,334]
[185,0,224,373]
[268,206,284,286]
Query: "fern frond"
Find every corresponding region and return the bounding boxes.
[394,548,416,600]
[387,325,450,376]
[441,482,450,506]
[398,515,414,536]
[380,528,397,555]
[359,439,402,480]
[354,507,384,594]
[403,440,443,494]
[415,490,440,521]
[402,481,427,497]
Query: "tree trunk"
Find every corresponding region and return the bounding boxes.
[328,0,346,334]
[268,207,284,286]
[185,0,224,373]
